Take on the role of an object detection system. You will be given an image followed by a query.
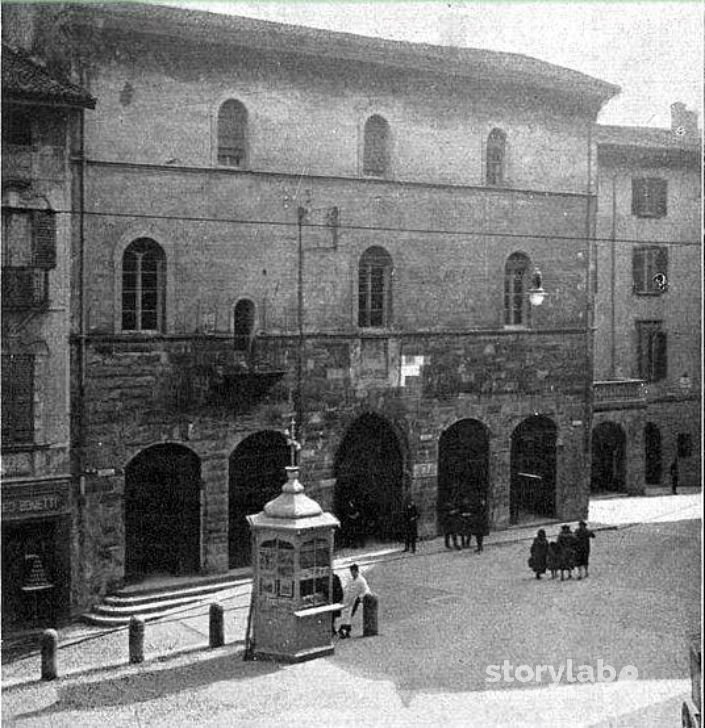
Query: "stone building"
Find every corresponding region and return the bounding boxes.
[1,41,94,630]
[593,106,702,494]
[3,2,620,615]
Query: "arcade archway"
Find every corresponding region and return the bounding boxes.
[438,419,490,525]
[125,444,201,580]
[334,413,404,545]
[510,416,557,524]
[591,422,626,492]
[228,431,289,568]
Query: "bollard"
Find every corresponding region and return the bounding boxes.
[41,629,58,680]
[209,603,224,648]
[129,615,145,664]
[362,593,378,637]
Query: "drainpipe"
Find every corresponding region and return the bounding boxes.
[584,122,595,463]
[610,174,617,378]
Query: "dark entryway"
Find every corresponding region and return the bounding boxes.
[591,422,627,492]
[438,418,490,526]
[334,413,404,545]
[645,422,662,485]
[510,416,557,524]
[125,444,201,580]
[228,431,289,568]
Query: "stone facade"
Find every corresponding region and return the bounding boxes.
[4,3,624,614]
[594,111,702,492]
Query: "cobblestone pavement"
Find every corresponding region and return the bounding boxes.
[2,491,700,727]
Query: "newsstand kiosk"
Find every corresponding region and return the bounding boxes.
[246,464,341,662]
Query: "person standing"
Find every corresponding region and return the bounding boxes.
[528,528,548,579]
[331,571,344,636]
[338,564,371,639]
[441,500,460,550]
[556,524,576,581]
[573,521,596,579]
[403,498,420,553]
[468,496,489,553]
[670,458,679,495]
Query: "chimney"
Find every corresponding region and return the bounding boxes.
[670,102,698,138]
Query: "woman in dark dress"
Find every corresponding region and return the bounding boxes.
[528,528,548,579]
[556,524,576,581]
[573,520,596,579]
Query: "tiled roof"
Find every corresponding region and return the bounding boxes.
[63,2,619,106]
[596,124,700,153]
[2,43,95,108]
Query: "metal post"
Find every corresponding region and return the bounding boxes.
[296,206,305,442]
[41,629,58,680]
[209,603,224,648]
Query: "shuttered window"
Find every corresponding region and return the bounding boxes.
[632,178,667,218]
[636,321,667,382]
[358,246,393,327]
[632,246,668,294]
[2,208,56,269]
[1,354,35,445]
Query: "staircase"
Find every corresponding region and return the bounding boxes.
[83,571,252,627]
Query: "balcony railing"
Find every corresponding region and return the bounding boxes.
[593,379,646,407]
[1,267,49,311]
[1,144,66,184]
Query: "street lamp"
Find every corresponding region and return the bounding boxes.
[527,268,546,307]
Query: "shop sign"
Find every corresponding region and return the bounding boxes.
[2,483,69,520]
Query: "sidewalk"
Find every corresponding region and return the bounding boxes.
[2,490,700,690]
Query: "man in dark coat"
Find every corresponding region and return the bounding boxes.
[331,572,344,635]
[441,500,460,550]
[574,520,596,579]
[403,499,420,553]
[467,497,489,553]
[556,524,576,581]
[670,458,679,495]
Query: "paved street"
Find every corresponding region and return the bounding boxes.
[2,492,701,727]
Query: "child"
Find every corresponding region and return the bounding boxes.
[546,541,560,579]
[528,529,548,579]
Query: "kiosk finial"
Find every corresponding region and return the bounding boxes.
[285,416,301,467]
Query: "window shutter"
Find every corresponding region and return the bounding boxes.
[632,247,645,292]
[654,179,667,217]
[654,331,668,381]
[631,179,643,216]
[32,211,57,269]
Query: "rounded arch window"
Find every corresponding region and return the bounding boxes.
[122,238,166,332]
[358,246,393,328]
[217,99,248,167]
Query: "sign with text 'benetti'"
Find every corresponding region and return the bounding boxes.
[2,481,70,520]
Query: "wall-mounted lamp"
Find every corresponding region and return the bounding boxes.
[528,268,546,307]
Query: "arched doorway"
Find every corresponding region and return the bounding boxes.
[334,413,404,545]
[645,422,662,485]
[228,431,289,568]
[510,416,557,524]
[438,419,490,526]
[125,444,201,580]
[591,422,626,492]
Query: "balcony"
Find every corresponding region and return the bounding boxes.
[1,268,49,311]
[1,145,66,185]
[593,379,646,411]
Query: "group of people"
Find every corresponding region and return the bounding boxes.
[439,498,489,553]
[529,522,596,581]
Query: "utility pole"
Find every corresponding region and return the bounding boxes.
[296,205,306,436]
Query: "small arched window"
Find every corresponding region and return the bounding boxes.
[233,298,255,351]
[358,246,393,328]
[122,238,165,332]
[363,115,390,177]
[486,128,506,186]
[504,252,530,326]
[217,99,248,167]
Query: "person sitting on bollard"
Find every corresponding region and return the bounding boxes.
[338,564,370,639]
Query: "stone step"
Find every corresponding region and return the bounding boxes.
[103,578,251,607]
